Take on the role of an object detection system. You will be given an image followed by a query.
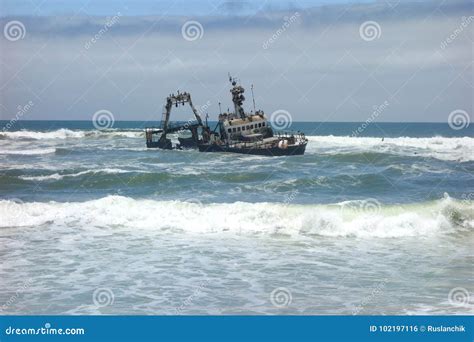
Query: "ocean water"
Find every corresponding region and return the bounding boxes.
[0,121,472,315]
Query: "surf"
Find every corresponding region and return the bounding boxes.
[306,135,474,162]
[0,128,143,140]
[1,194,471,238]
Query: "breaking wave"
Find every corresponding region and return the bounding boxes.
[1,195,472,238]
[0,148,56,155]
[306,135,474,162]
[18,168,135,181]
[1,130,472,161]
[0,128,143,140]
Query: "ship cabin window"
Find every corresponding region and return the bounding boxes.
[262,122,266,126]
[232,128,236,133]
[228,128,231,133]
[251,124,254,129]
[258,123,262,128]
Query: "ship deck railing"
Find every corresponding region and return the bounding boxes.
[274,131,306,140]
[225,134,306,150]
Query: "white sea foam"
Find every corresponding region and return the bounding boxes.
[19,168,136,181]
[0,129,85,140]
[0,148,56,155]
[1,195,471,237]
[1,130,471,161]
[306,135,474,162]
[0,128,143,140]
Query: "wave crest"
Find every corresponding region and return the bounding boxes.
[0,128,143,140]
[0,195,471,238]
[0,148,56,156]
[306,135,474,162]
[1,130,472,161]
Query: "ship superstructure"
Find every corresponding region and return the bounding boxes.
[145,75,307,156]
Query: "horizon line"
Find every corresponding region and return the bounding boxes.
[0,119,461,124]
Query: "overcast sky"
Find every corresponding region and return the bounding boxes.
[0,0,472,122]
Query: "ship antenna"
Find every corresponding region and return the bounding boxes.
[251,84,256,113]
[218,102,222,115]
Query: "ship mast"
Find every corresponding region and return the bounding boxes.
[229,74,246,119]
[251,84,256,113]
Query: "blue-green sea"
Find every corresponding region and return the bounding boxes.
[0,121,472,315]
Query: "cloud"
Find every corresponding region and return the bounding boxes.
[0,0,472,122]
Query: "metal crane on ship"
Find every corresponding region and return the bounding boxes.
[145,91,208,149]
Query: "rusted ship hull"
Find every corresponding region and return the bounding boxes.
[198,143,307,156]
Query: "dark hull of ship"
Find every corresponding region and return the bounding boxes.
[198,143,307,156]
